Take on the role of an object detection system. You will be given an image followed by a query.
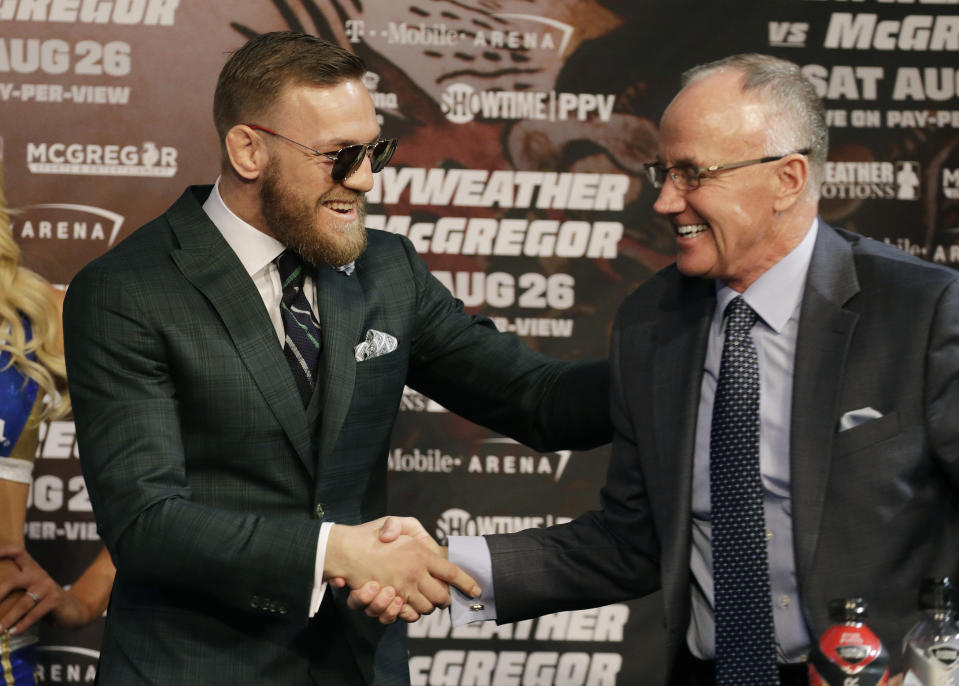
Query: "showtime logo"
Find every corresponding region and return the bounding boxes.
[441,83,615,124]
[434,507,571,540]
[27,141,177,177]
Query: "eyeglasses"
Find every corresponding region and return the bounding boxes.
[246,124,398,181]
[644,149,810,191]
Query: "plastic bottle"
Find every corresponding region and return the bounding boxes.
[903,577,959,686]
[808,597,890,686]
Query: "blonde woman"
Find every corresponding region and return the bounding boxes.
[0,159,114,686]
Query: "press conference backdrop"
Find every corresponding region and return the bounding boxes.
[2,1,957,683]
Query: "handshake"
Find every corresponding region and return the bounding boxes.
[324,516,478,624]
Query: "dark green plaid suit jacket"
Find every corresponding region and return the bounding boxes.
[64,186,611,685]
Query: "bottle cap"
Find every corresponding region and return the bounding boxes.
[919,577,956,611]
[828,597,868,623]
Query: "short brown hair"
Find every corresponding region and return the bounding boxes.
[213,31,366,163]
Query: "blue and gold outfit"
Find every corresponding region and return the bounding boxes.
[1,317,42,686]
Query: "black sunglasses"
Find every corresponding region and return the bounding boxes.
[246,124,398,181]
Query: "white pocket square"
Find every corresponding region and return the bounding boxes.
[838,406,883,432]
[354,329,398,362]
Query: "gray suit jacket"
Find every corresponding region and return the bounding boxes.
[486,222,959,680]
[64,186,612,685]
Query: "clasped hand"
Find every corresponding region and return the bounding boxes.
[0,545,98,635]
[325,516,478,624]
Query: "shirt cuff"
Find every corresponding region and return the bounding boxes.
[448,535,497,625]
[309,522,334,617]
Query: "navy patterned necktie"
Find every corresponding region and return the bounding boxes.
[710,296,779,686]
[275,250,321,406]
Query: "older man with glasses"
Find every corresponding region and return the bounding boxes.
[62,30,612,686]
[356,52,959,686]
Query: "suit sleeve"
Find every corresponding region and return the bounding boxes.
[399,236,613,452]
[483,303,661,623]
[928,276,959,491]
[63,264,320,617]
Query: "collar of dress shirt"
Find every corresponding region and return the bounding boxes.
[201,178,285,277]
[715,217,819,334]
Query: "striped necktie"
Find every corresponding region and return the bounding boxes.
[275,250,321,406]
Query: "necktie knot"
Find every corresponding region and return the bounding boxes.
[276,250,308,302]
[724,296,757,338]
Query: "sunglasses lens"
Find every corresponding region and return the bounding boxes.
[331,144,365,181]
[330,140,398,180]
[370,139,397,173]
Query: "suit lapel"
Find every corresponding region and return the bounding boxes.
[652,276,715,622]
[167,187,316,476]
[314,264,365,464]
[790,223,860,583]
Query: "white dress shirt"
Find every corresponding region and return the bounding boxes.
[202,179,332,617]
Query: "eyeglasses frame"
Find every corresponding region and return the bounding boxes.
[644,149,811,191]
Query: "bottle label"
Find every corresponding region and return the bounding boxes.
[809,624,889,686]
[905,641,959,686]
[929,645,959,668]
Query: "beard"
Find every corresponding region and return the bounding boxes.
[259,160,368,268]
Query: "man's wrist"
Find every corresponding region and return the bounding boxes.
[322,522,351,580]
[447,536,497,625]
[310,522,334,616]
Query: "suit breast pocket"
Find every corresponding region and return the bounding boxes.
[832,410,901,456]
[353,351,407,398]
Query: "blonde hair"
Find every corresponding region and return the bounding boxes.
[0,163,70,421]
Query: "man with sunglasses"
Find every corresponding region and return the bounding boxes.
[358,53,959,685]
[61,31,611,686]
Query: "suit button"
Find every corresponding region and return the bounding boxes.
[315,504,325,519]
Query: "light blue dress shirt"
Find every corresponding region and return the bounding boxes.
[450,220,819,664]
[687,219,818,662]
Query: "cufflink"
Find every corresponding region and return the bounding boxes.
[469,603,485,612]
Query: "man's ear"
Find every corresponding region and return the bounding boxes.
[772,153,809,212]
[225,125,267,181]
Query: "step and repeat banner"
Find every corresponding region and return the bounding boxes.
[2,1,957,683]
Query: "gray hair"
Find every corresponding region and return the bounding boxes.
[683,53,827,197]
